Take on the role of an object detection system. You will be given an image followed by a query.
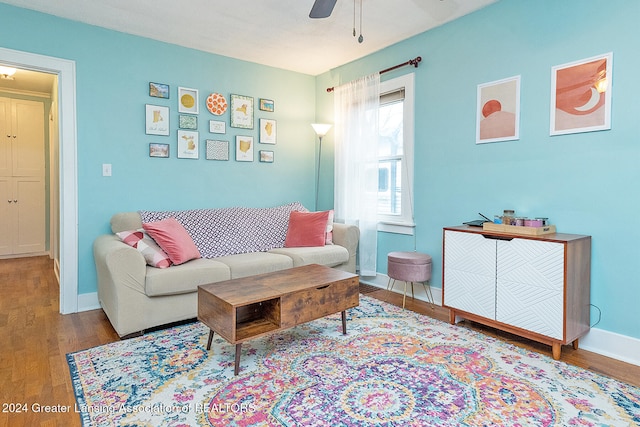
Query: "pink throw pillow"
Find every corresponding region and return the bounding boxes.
[284,210,330,248]
[116,229,172,268]
[142,218,201,265]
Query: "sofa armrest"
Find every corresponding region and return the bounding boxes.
[331,223,360,274]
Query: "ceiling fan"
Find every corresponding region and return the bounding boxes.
[309,0,337,18]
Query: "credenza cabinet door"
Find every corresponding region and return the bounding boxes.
[443,230,497,320]
[496,238,565,339]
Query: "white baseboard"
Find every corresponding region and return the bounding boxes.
[77,292,101,312]
[360,273,640,367]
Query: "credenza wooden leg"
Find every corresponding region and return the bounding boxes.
[341,311,347,334]
[206,329,214,350]
[552,342,562,360]
[234,343,242,375]
[573,339,579,350]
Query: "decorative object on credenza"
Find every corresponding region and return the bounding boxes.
[177,130,199,159]
[259,150,274,163]
[209,120,226,134]
[149,82,169,99]
[235,135,254,161]
[476,75,520,144]
[179,114,198,130]
[259,98,274,112]
[311,123,332,210]
[550,52,612,136]
[149,143,169,158]
[206,93,228,115]
[230,94,254,129]
[145,104,170,136]
[178,87,199,114]
[206,140,229,161]
[259,118,276,144]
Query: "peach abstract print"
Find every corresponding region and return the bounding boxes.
[551,53,612,135]
[476,75,521,144]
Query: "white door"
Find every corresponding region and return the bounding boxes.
[13,177,45,254]
[496,238,565,339]
[0,177,11,255]
[443,230,497,319]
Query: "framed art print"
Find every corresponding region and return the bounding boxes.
[259,150,274,163]
[259,98,274,112]
[178,87,199,114]
[550,52,612,136]
[259,118,276,144]
[209,120,226,134]
[149,82,169,99]
[230,94,254,129]
[476,75,520,144]
[145,104,170,136]
[149,143,169,158]
[235,135,254,161]
[179,114,198,130]
[206,140,229,160]
[177,130,199,159]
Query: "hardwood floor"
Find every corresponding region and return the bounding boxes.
[1,256,638,426]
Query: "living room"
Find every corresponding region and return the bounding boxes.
[1,0,639,425]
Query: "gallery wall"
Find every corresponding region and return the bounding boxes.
[316,0,640,341]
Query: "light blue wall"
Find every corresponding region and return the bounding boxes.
[0,3,317,294]
[317,0,640,339]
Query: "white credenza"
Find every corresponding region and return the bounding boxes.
[442,226,591,360]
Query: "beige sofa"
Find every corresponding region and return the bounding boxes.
[93,209,359,337]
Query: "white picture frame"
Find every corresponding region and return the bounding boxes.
[476,75,520,144]
[145,104,169,136]
[178,87,199,114]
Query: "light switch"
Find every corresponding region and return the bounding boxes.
[102,163,112,177]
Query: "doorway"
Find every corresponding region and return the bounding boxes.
[0,47,78,314]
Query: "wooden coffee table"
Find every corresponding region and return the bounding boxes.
[197,264,359,375]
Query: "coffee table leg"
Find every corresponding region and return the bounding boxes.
[206,329,214,350]
[234,343,242,375]
[342,310,347,335]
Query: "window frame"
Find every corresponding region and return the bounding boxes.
[377,73,415,235]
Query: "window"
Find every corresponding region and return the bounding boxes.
[377,73,415,234]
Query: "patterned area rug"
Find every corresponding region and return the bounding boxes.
[67,296,640,426]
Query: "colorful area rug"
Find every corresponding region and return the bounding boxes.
[67,296,640,426]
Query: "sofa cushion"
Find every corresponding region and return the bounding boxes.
[215,252,294,279]
[115,229,172,268]
[145,258,231,296]
[284,210,330,247]
[142,218,201,265]
[269,245,349,268]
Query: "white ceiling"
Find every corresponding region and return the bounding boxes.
[0,0,496,77]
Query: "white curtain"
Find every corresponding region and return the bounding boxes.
[333,73,381,277]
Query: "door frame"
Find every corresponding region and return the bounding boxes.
[0,47,78,313]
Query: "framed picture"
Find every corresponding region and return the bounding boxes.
[259,150,274,163]
[476,75,520,144]
[178,87,199,114]
[209,120,226,134]
[149,82,169,99]
[149,143,169,158]
[550,52,612,136]
[206,140,229,160]
[177,130,199,159]
[179,114,198,130]
[259,98,274,112]
[145,104,170,136]
[230,94,254,129]
[259,119,277,144]
[235,135,254,161]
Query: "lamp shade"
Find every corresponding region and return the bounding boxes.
[311,123,332,137]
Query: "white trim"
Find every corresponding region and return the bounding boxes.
[362,273,640,366]
[0,47,78,314]
[77,292,101,312]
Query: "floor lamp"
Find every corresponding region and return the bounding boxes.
[311,123,332,211]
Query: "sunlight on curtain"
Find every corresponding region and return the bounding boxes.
[333,73,381,277]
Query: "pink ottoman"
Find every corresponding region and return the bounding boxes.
[387,251,434,308]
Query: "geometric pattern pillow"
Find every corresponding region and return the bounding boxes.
[325,209,334,245]
[115,229,172,269]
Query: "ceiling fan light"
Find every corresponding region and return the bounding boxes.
[0,66,17,77]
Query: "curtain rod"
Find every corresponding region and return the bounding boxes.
[326,56,421,93]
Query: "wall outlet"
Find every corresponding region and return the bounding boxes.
[102,163,112,177]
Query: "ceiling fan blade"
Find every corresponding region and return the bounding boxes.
[309,0,337,18]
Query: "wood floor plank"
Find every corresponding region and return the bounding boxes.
[1,256,638,427]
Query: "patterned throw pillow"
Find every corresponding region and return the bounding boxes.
[116,229,172,268]
[325,209,334,245]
